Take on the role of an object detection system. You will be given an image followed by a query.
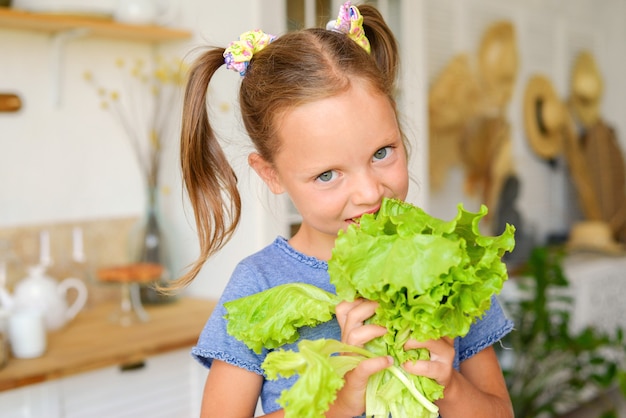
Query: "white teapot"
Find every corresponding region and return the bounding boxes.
[10,266,87,331]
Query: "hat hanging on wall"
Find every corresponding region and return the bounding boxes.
[478,20,519,111]
[570,51,603,128]
[566,220,624,255]
[523,75,565,160]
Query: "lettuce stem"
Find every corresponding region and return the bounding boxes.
[341,344,439,414]
[387,365,439,414]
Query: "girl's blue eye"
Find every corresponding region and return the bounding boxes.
[317,171,335,182]
[373,146,391,161]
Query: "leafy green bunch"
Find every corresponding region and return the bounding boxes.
[329,198,515,415]
[225,198,515,417]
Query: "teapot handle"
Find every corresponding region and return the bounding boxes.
[58,278,88,321]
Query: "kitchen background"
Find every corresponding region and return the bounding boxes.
[1,0,625,416]
[1,0,625,299]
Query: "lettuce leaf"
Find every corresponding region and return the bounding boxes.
[263,339,366,418]
[224,283,341,354]
[224,198,515,417]
[263,338,439,418]
[328,198,515,416]
[330,198,515,341]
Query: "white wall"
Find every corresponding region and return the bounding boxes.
[0,0,287,300]
[1,0,625,300]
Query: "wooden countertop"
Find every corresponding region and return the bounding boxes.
[0,297,216,391]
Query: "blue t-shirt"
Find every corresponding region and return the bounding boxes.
[192,236,513,415]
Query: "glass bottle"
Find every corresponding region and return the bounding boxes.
[132,186,176,304]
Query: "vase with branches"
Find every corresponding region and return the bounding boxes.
[85,56,187,303]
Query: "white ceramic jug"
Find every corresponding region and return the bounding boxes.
[113,0,177,25]
[11,266,88,331]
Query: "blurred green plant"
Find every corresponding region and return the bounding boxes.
[497,246,626,418]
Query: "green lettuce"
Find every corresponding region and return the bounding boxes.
[264,339,365,417]
[225,282,340,354]
[328,198,515,416]
[224,198,515,417]
[263,338,438,418]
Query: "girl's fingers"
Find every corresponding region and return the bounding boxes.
[345,324,388,346]
[333,356,394,416]
[336,299,387,346]
[402,337,455,386]
[336,299,378,325]
[347,356,394,387]
[334,299,363,325]
[403,336,453,351]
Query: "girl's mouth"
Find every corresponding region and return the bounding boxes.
[347,207,381,224]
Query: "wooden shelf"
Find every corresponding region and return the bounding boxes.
[0,8,192,42]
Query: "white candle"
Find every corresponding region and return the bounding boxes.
[39,230,52,268]
[72,226,86,263]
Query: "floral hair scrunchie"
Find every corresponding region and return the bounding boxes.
[326,1,371,54]
[224,29,277,76]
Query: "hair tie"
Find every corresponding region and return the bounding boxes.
[224,30,277,76]
[326,1,371,54]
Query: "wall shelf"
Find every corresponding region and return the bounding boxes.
[0,7,192,105]
[0,8,192,42]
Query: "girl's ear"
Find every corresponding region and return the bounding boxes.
[248,153,285,194]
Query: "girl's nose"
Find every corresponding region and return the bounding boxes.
[351,170,384,205]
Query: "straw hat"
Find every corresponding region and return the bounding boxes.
[428,54,481,190]
[570,51,603,128]
[429,54,481,132]
[566,220,624,255]
[478,21,518,110]
[523,74,565,160]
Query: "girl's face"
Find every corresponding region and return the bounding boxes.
[252,79,409,260]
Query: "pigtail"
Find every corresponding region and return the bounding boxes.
[174,48,242,289]
[360,4,399,90]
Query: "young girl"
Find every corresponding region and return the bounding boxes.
[178,2,514,417]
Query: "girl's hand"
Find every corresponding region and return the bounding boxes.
[328,299,391,417]
[335,299,387,346]
[402,341,514,418]
[402,337,456,387]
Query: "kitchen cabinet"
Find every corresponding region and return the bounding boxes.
[0,297,215,417]
[0,348,207,418]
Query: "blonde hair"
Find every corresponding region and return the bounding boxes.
[175,4,400,289]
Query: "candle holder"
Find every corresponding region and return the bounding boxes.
[97,263,164,326]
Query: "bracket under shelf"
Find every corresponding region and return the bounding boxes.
[50,27,91,106]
